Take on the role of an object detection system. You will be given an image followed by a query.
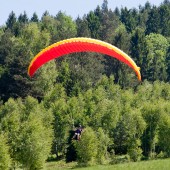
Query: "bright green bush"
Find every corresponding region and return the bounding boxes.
[74,127,98,166]
[0,134,11,170]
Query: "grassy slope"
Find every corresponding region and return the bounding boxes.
[45,158,170,170]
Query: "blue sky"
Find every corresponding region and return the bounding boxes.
[0,0,164,26]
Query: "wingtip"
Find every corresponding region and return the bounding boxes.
[138,73,142,81]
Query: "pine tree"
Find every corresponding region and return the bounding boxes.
[31,12,39,22]
[87,11,101,38]
[130,27,146,77]
[18,11,29,24]
[146,6,160,35]
[159,4,170,36]
[6,11,17,30]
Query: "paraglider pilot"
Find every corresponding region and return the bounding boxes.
[72,124,83,141]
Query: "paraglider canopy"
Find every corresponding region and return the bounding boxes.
[28,37,141,81]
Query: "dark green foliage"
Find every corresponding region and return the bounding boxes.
[76,17,91,37]
[87,11,101,38]
[66,130,77,162]
[105,24,135,88]
[55,11,77,40]
[159,4,170,36]
[6,11,17,30]
[31,12,39,22]
[145,6,161,35]
[167,47,170,81]
[130,27,146,68]
[120,7,138,33]
[18,11,29,24]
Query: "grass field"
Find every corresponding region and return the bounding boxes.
[45,158,170,170]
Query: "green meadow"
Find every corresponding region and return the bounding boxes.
[45,158,170,170]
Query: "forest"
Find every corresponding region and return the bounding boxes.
[0,0,170,169]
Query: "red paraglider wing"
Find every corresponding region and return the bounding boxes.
[28,37,141,81]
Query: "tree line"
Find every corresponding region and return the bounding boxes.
[0,0,170,169]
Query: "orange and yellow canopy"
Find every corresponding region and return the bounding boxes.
[28,37,141,81]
